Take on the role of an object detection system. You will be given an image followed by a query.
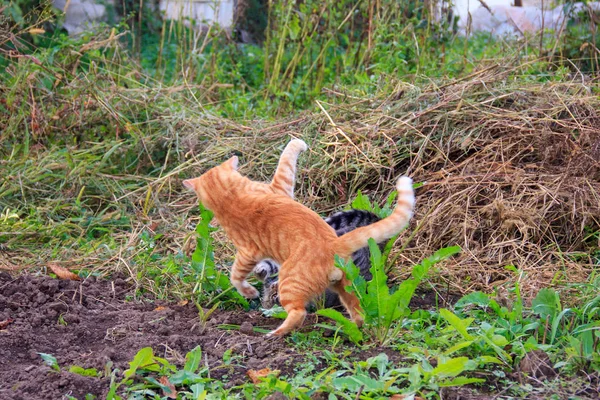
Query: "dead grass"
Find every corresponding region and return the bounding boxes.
[1,54,599,299]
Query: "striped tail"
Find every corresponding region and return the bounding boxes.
[334,177,415,259]
[270,139,308,199]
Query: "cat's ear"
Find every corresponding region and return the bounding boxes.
[183,178,198,191]
[224,156,239,171]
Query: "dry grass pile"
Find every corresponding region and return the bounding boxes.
[1,52,599,299]
[177,67,600,298]
[278,68,600,298]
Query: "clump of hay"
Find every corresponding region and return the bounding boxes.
[172,66,600,298]
[292,69,600,298]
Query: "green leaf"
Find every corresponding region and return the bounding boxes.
[491,334,509,347]
[455,292,490,309]
[420,246,462,271]
[431,357,474,379]
[532,288,559,320]
[190,383,207,399]
[123,347,154,380]
[350,190,372,211]
[477,355,504,365]
[550,308,572,345]
[443,341,474,356]
[167,370,205,385]
[337,255,368,308]
[333,374,384,391]
[365,238,391,323]
[316,308,363,344]
[38,353,60,371]
[184,345,202,373]
[261,305,288,319]
[439,309,475,340]
[68,365,99,377]
[289,15,300,40]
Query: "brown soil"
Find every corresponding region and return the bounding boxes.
[0,272,451,400]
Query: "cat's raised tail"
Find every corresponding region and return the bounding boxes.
[270,139,308,199]
[334,177,415,259]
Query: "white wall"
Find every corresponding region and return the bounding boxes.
[159,0,235,29]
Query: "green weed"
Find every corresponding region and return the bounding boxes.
[189,203,248,308]
[318,242,461,345]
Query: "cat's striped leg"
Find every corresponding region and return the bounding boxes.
[230,252,259,299]
[254,259,280,281]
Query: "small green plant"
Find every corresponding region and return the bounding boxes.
[318,241,461,345]
[38,352,60,371]
[68,365,99,377]
[107,346,213,399]
[190,203,248,308]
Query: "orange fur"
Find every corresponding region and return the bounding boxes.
[183,149,415,337]
[244,139,307,197]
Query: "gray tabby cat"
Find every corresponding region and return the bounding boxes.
[254,209,384,310]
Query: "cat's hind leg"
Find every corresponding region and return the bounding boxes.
[230,251,260,299]
[266,294,307,337]
[266,262,316,337]
[328,276,364,327]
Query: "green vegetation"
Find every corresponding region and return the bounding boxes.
[1,0,599,398]
[100,263,600,398]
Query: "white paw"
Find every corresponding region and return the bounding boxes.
[328,268,343,283]
[289,139,308,152]
[233,281,260,299]
[396,176,416,206]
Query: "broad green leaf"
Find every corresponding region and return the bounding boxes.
[316,308,363,344]
[477,355,505,365]
[261,305,288,319]
[288,15,300,40]
[336,255,368,308]
[407,364,422,387]
[419,246,462,272]
[184,345,202,373]
[550,308,572,344]
[190,383,207,399]
[491,334,509,347]
[532,288,559,320]
[123,347,154,380]
[455,292,490,309]
[350,190,372,211]
[439,309,474,340]
[389,276,418,319]
[431,357,474,379]
[366,238,391,322]
[169,370,205,385]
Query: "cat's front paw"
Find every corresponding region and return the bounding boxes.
[238,281,260,299]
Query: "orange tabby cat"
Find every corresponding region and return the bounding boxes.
[183,153,415,337]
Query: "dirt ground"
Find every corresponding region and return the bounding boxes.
[1,272,449,400]
[1,272,598,399]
